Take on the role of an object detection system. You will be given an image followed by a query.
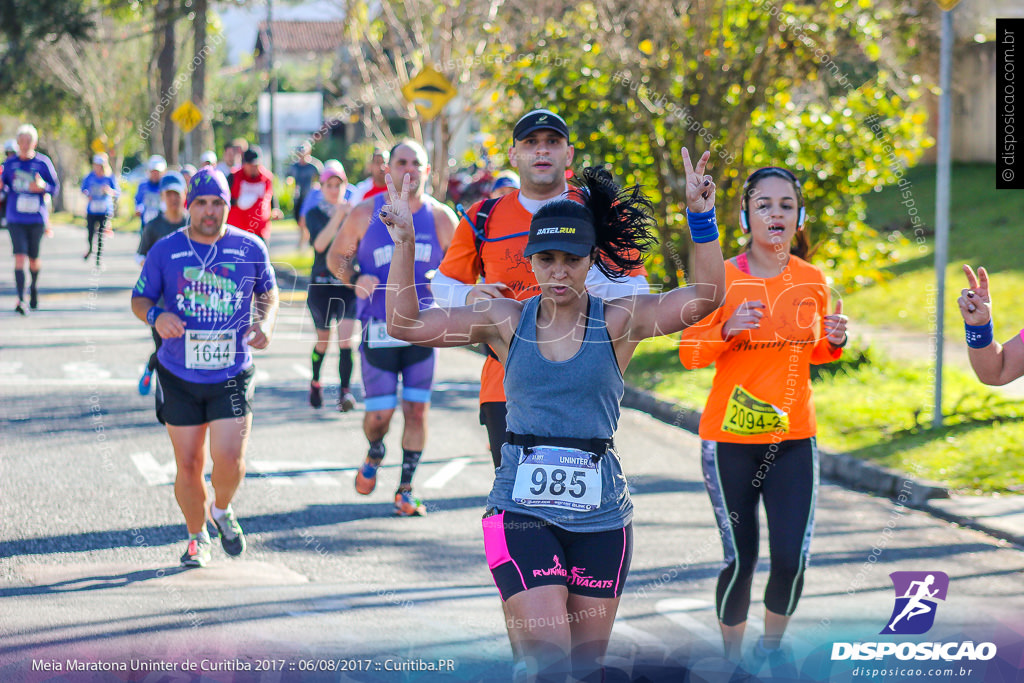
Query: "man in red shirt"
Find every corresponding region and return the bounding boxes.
[227,146,282,242]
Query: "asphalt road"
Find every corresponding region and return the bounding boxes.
[1,223,1023,682]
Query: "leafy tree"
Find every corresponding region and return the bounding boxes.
[334,0,519,191]
[482,0,933,290]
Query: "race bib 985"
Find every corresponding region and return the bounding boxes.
[511,446,602,512]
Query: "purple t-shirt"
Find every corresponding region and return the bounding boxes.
[132,226,277,383]
[356,193,442,323]
[2,153,60,225]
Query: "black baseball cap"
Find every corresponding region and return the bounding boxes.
[523,215,595,257]
[513,109,570,142]
[242,146,262,163]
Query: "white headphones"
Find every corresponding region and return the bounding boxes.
[740,167,805,233]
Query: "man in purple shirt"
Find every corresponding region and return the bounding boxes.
[2,124,59,314]
[131,168,279,568]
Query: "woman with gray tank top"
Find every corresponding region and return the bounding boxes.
[378,148,726,682]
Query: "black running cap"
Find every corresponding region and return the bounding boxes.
[513,109,570,142]
[523,216,595,257]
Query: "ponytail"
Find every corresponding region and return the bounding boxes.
[562,166,657,279]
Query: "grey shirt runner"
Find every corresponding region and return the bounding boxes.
[486,295,633,532]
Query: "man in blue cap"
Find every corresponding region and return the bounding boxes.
[131,168,279,568]
[135,170,190,395]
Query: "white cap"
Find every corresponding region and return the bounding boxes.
[92,153,108,165]
[4,139,16,153]
[200,150,217,165]
[147,154,167,172]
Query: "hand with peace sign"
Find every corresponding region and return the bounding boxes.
[379,172,415,245]
[958,264,992,326]
[681,148,716,213]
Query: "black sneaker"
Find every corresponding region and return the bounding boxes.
[209,505,246,556]
[14,301,27,316]
[180,535,212,568]
[309,381,323,409]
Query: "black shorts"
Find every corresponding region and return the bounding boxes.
[8,222,45,258]
[154,363,256,427]
[482,510,633,601]
[306,283,356,329]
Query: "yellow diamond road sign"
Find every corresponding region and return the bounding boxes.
[932,0,960,9]
[90,137,106,154]
[401,67,457,121]
[171,101,203,133]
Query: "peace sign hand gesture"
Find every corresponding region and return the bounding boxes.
[958,264,992,326]
[682,148,716,213]
[379,173,414,245]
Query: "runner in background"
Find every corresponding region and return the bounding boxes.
[2,124,60,315]
[678,166,848,675]
[81,152,120,266]
[349,148,389,203]
[134,155,165,233]
[958,265,1024,385]
[285,141,324,246]
[304,160,358,411]
[432,109,650,468]
[199,150,218,170]
[136,171,190,396]
[227,146,282,243]
[1,140,15,227]
[216,138,247,179]
[327,140,457,516]
[489,171,520,199]
[131,168,278,567]
[379,151,724,682]
[181,164,197,186]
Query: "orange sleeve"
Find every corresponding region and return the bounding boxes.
[437,202,483,285]
[678,306,730,369]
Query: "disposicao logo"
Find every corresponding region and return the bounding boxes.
[831,571,997,663]
[881,571,949,635]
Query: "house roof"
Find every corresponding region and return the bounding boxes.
[255,20,345,56]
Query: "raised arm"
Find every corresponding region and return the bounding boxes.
[621,148,726,341]
[959,264,1024,385]
[378,173,517,351]
[312,201,351,253]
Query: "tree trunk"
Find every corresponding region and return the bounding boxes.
[156,0,178,164]
[190,0,214,160]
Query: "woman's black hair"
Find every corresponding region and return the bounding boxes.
[532,166,657,280]
[742,167,814,260]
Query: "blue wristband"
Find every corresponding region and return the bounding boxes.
[686,207,719,244]
[965,320,993,349]
[146,306,164,326]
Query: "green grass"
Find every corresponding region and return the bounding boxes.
[626,335,1024,494]
[275,247,314,273]
[844,163,1024,342]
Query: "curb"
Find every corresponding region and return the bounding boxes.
[620,385,949,508]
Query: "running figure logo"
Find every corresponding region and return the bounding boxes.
[880,571,949,635]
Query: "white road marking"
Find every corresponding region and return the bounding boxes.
[291,363,313,380]
[130,452,176,486]
[655,598,721,647]
[62,361,112,381]
[247,460,352,487]
[422,456,473,489]
[612,620,669,650]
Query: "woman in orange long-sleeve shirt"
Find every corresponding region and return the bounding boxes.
[678,167,848,673]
